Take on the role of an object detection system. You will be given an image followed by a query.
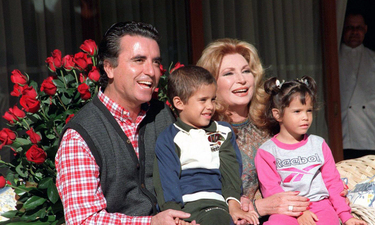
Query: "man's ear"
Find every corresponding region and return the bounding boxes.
[103,60,114,79]
[173,96,184,111]
[272,108,282,122]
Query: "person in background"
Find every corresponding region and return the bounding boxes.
[196,39,311,223]
[255,76,366,225]
[153,65,259,225]
[339,11,375,159]
[55,21,197,225]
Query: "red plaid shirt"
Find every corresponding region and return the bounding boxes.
[56,90,151,224]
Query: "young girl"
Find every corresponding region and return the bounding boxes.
[254,76,366,225]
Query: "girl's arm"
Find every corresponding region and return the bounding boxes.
[254,149,284,197]
[320,141,353,223]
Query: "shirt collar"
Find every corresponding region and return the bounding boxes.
[174,117,217,133]
[97,89,149,121]
[341,43,364,53]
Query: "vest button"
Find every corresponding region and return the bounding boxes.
[137,163,140,168]
[126,139,131,144]
[362,106,365,109]
[141,184,145,188]
[349,106,352,109]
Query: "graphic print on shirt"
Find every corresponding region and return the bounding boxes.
[276,153,322,183]
[207,131,225,152]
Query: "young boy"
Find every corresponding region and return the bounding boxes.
[153,65,259,225]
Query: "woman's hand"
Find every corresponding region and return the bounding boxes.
[344,217,367,225]
[240,195,254,212]
[340,180,350,205]
[253,191,309,217]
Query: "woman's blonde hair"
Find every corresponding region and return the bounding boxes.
[196,38,268,128]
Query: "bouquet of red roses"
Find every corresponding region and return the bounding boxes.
[0,40,99,224]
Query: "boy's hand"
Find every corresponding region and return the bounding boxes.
[344,218,367,225]
[297,210,318,225]
[151,210,199,225]
[175,219,199,225]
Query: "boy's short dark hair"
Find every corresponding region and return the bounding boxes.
[167,65,216,107]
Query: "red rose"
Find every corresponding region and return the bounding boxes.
[80,39,98,56]
[88,66,100,82]
[20,96,40,113]
[79,73,87,83]
[0,128,16,149]
[52,49,63,68]
[10,70,28,85]
[0,176,6,188]
[3,112,17,124]
[65,114,74,124]
[10,84,23,97]
[46,57,56,72]
[22,85,38,98]
[77,83,91,100]
[40,76,57,95]
[170,62,184,73]
[74,52,92,71]
[10,105,26,119]
[3,105,26,124]
[25,145,47,165]
[160,65,167,75]
[62,55,75,71]
[26,128,41,144]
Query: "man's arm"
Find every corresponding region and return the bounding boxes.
[56,129,152,224]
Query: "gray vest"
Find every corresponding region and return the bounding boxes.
[60,96,174,216]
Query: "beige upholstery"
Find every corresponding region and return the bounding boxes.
[336,155,375,224]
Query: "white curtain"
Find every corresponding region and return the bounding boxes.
[336,0,348,49]
[0,0,83,173]
[0,0,189,128]
[0,0,189,168]
[202,0,328,140]
[99,0,189,70]
[0,0,83,127]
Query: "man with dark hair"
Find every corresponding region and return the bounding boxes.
[56,21,197,225]
[339,12,375,159]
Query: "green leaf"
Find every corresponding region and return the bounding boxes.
[53,79,65,89]
[47,183,59,204]
[15,162,28,178]
[23,196,47,210]
[34,172,44,180]
[14,186,36,196]
[10,221,51,225]
[0,210,18,218]
[29,80,39,91]
[38,177,52,189]
[64,73,75,83]
[45,134,56,140]
[21,207,46,221]
[60,94,72,105]
[12,138,31,149]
